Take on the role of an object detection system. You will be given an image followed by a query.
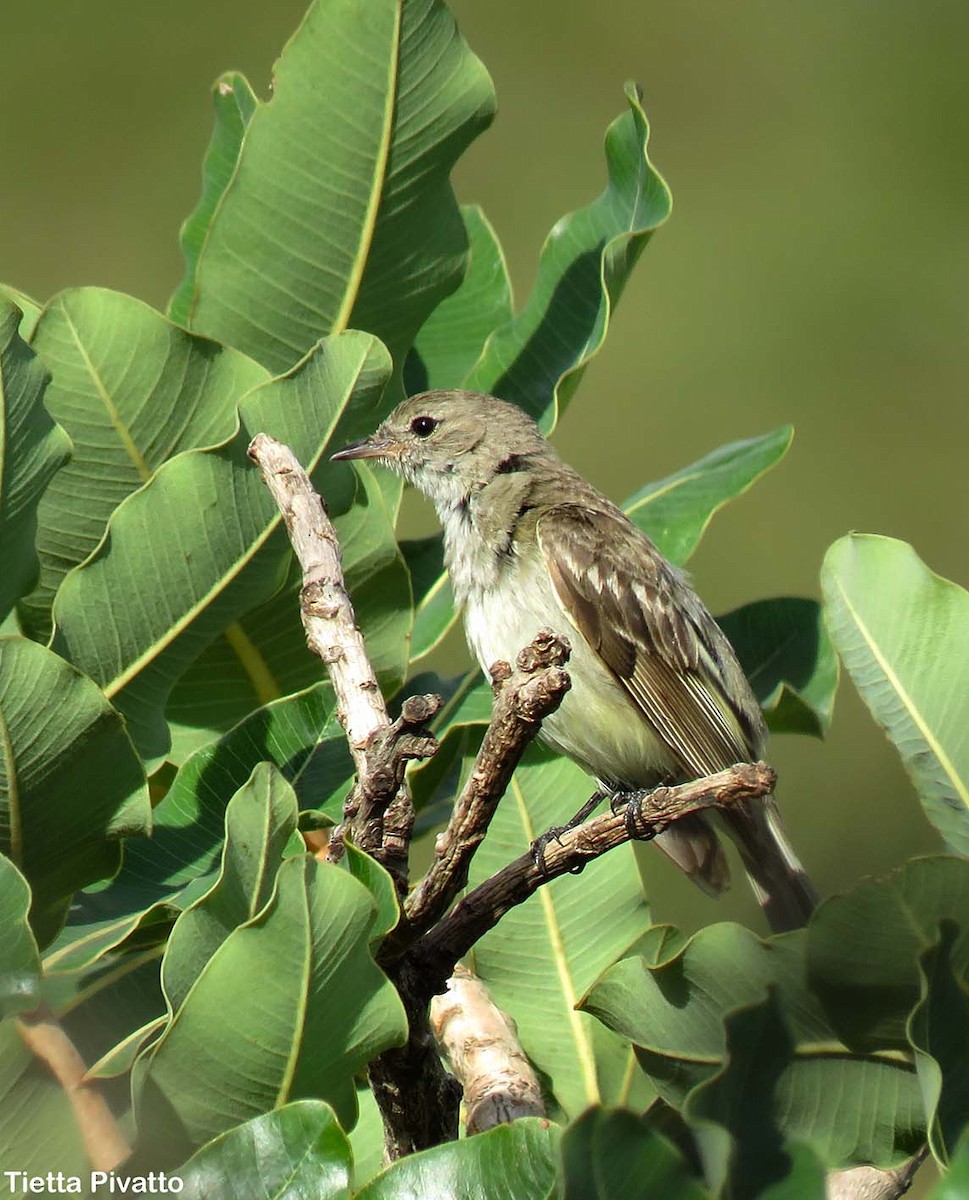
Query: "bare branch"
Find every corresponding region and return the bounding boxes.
[825,1150,928,1200]
[17,1009,130,1170]
[430,965,545,1133]
[413,762,776,992]
[247,433,437,885]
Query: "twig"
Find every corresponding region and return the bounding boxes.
[389,632,570,953]
[413,762,776,992]
[17,1009,130,1170]
[430,964,545,1133]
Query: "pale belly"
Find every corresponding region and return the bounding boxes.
[463,557,675,790]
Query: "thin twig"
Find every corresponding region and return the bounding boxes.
[413,762,776,993]
[391,632,570,953]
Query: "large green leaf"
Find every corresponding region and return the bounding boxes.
[0,638,150,945]
[70,681,351,932]
[161,763,303,1011]
[468,748,654,1118]
[21,288,268,640]
[624,426,793,566]
[168,72,258,328]
[166,460,411,759]
[685,993,827,1200]
[355,1119,560,1200]
[585,922,925,1169]
[822,535,969,854]
[177,1101,352,1200]
[135,855,407,1154]
[909,920,969,1165]
[718,598,838,738]
[0,299,71,624]
[465,82,671,432]
[405,203,513,395]
[50,331,392,763]
[172,0,495,376]
[806,856,969,1052]
[0,856,41,1019]
[560,1107,710,1200]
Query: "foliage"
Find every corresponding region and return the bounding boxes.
[0,0,964,1196]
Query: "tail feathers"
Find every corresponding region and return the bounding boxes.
[721,795,818,933]
[653,814,730,898]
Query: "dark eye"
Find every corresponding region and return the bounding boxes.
[410,415,438,438]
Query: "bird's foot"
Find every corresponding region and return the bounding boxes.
[613,785,667,842]
[530,790,606,877]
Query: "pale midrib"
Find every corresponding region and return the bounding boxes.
[833,577,969,809]
[62,308,152,483]
[330,5,401,334]
[0,707,21,865]
[512,776,600,1105]
[99,357,369,701]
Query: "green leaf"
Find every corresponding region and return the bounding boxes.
[586,923,925,1170]
[806,857,969,1052]
[21,288,268,640]
[560,1107,710,1200]
[355,1119,561,1200]
[718,598,839,737]
[341,842,400,944]
[173,0,495,375]
[405,204,513,394]
[465,82,671,432]
[685,992,827,1200]
[624,426,794,567]
[0,637,150,945]
[469,748,654,1117]
[50,331,391,763]
[178,1101,352,1200]
[135,855,407,1153]
[0,299,71,624]
[0,856,41,1019]
[400,533,458,662]
[169,72,258,328]
[909,919,969,1165]
[0,285,42,340]
[931,1129,969,1199]
[73,681,349,930]
[161,764,302,1011]
[822,534,969,854]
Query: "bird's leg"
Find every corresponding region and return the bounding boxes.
[530,789,606,876]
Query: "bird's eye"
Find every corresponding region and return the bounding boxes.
[410,415,438,438]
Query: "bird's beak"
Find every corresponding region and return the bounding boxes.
[331,435,394,462]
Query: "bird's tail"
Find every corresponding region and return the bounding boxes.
[720,796,818,933]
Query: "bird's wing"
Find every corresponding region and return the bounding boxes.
[536,503,762,780]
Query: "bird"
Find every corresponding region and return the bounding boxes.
[332,390,817,931]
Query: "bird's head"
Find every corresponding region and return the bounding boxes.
[332,390,546,507]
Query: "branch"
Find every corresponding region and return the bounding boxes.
[17,1009,130,1170]
[429,964,545,1133]
[413,762,776,993]
[247,433,437,887]
[826,1150,928,1200]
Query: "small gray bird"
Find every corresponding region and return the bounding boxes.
[333,391,817,931]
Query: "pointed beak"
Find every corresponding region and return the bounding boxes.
[331,435,395,462]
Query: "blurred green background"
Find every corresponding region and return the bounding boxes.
[3,1,966,932]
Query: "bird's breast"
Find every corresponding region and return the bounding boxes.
[463,553,675,789]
